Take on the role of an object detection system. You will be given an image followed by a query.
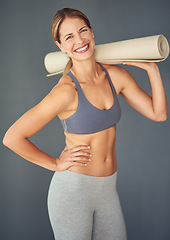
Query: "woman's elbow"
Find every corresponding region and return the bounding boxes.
[154,113,167,122]
[3,132,12,147]
[3,130,17,148]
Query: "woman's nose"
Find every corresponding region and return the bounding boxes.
[75,34,84,44]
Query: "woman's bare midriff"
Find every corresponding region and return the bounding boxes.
[64,126,117,177]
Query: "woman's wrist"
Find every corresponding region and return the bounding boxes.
[146,62,160,74]
[50,157,58,171]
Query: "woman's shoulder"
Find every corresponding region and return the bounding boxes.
[51,72,76,92]
[49,72,77,104]
[100,63,133,82]
[99,63,132,95]
[100,63,126,75]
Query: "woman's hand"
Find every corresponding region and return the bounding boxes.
[123,61,159,73]
[56,145,92,171]
[120,60,167,121]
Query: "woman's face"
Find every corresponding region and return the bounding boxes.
[56,17,95,62]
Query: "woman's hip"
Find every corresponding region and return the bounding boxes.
[47,169,118,206]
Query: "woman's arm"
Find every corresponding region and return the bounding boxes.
[3,80,77,171]
[109,62,167,121]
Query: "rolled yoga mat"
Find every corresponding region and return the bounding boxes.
[44,34,169,77]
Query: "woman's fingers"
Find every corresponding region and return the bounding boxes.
[71,156,92,161]
[69,161,88,167]
[70,150,92,158]
[122,61,158,71]
[67,145,92,160]
[56,145,92,171]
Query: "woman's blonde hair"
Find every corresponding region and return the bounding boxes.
[51,8,92,75]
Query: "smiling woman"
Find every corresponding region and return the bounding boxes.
[3,7,167,240]
[55,17,94,60]
[51,8,94,74]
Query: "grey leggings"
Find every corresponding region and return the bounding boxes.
[47,170,127,240]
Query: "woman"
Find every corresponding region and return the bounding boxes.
[3,7,167,240]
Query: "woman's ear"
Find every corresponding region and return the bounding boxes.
[90,29,94,38]
[55,41,65,53]
[55,41,61,48]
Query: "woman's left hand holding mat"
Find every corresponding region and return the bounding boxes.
[123,61,159,72]
[120,61,167,121]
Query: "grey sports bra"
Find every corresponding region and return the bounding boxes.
[60,62,121,134]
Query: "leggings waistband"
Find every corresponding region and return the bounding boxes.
[50,169,117,188]
[65,169,117,179]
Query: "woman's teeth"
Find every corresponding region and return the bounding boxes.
[75,44,89,52]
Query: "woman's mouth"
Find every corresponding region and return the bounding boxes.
[74,44,89,53]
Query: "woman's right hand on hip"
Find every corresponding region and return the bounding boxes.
[55,145,92,171]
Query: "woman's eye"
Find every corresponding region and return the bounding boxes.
[65,29,88,41]
[66,36,72,40]
[81,29,87,33]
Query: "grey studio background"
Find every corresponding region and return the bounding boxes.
[1,0,170,239]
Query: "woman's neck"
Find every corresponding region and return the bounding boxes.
[70,56,101,82]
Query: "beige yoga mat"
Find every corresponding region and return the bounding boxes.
[44,34,169,77]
